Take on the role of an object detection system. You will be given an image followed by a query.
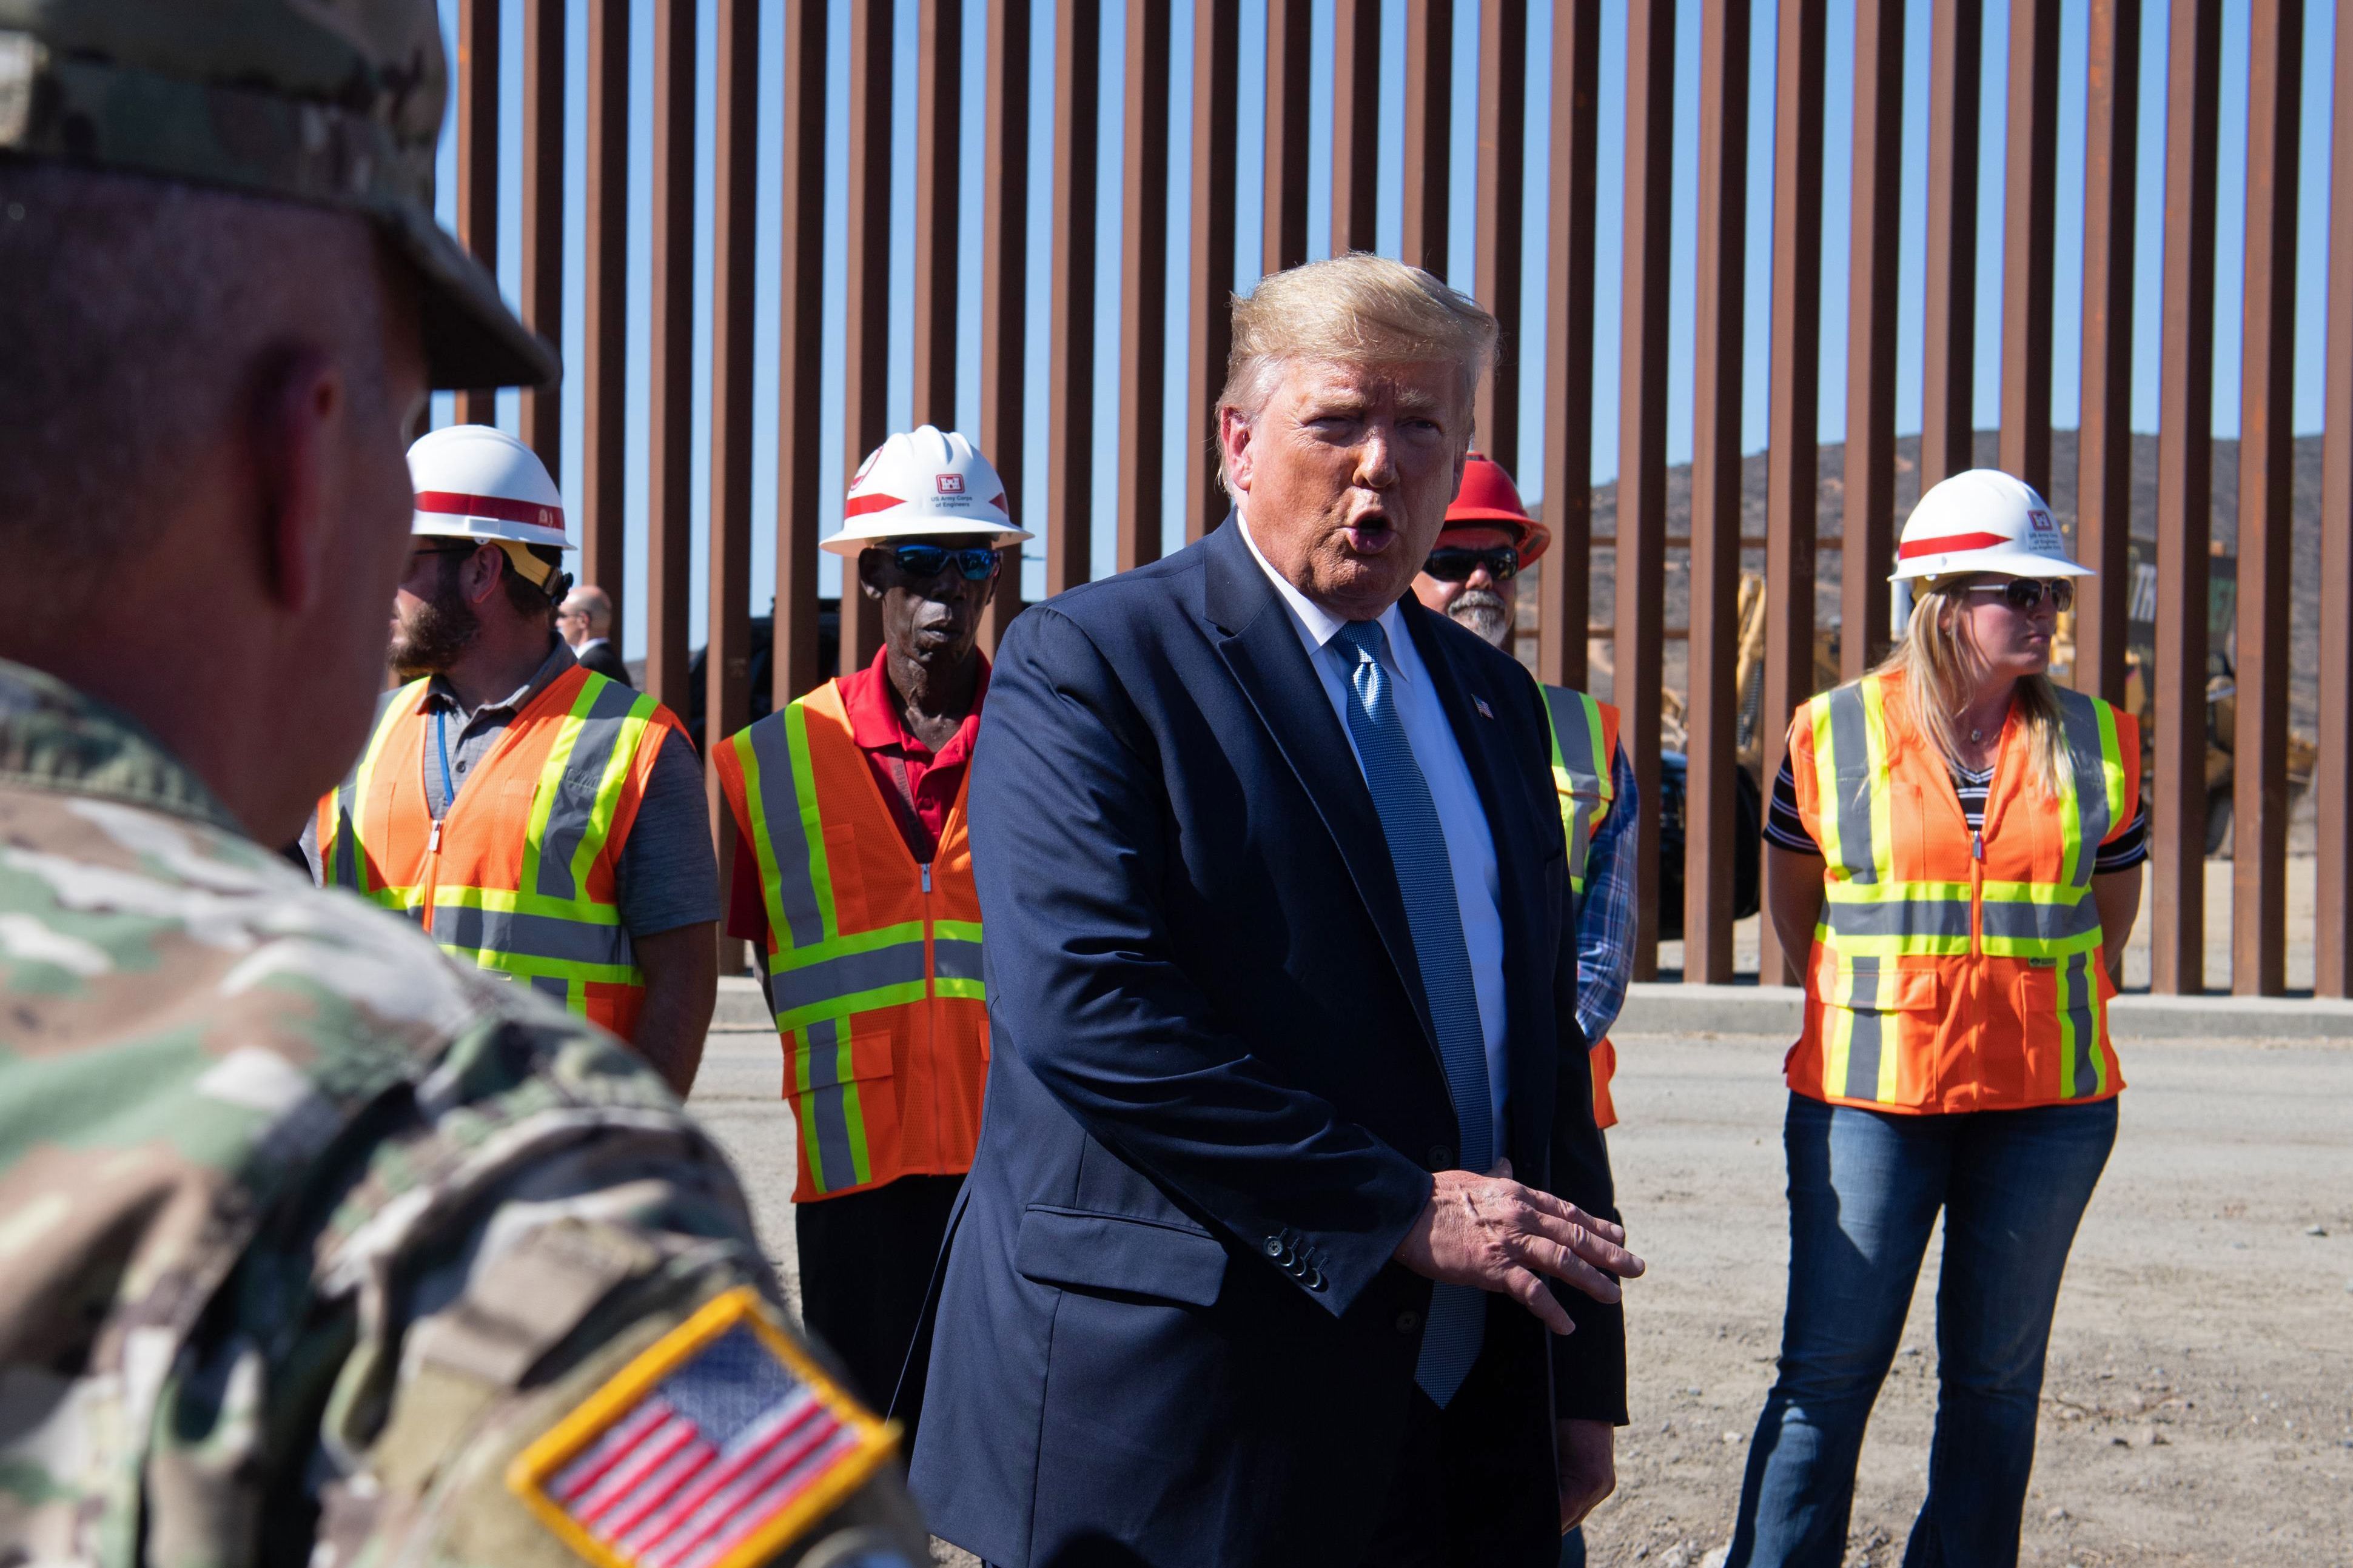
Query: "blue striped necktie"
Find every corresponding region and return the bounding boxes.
[1326,619,1491,1407]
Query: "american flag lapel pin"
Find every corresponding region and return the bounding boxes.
[506,1285,898,1568]
[1474,695,1494,720]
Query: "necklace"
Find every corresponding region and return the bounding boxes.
[1969,726,1984,743]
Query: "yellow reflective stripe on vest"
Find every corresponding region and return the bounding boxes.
[1819,952,1902,1102]
[732,703,834,953]
[791,1013,873,1195]
[327,680,430,910]
[1543,686,1611,893]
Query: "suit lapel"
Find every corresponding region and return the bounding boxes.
[1200,517,1438,1053]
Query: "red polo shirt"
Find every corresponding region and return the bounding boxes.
[726,648,990,942]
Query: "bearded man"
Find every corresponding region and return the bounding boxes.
[312,425,719,1094]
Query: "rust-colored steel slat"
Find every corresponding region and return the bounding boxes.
[705,0,754,976]
[1263,0,1314,275]
[1615,0,1676,980]
[2074,0,2142,703]
[2151,0,2222,995]
[1683,0,1751,985]
[2322,0,2353,997]
[1998,0,2062,498]
[911,0,963,431]
[1331,0,1381,256]
[1474,0,1528,474]
[839,0,894,672]
[707,0,757,854]
[1184,0,1241,544]
[1536,1,1600,692]
[518,0,564,469]
[645,0,696,719]
[1919,0,1981,492]
[1046,0,1103,597]
[1841,0,1904,679]
[980,0,1035,649]
[2232,0,2304,998]
[774,2,828,705]
[1116,0,1173,574]
[1757,0,1826,989]
[452,0,498,426]
[1401,0,1454,276]
[580,0,630,619]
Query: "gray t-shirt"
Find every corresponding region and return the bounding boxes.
[312,640,718,937]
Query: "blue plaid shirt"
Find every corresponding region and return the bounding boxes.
[1571,746,1639,1045]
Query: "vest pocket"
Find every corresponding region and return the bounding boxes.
[1813,962,1941,1104]
[787,1015,899,1196]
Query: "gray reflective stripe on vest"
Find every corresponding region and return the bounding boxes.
[1979,896,2102,945]
[432,904,636,967]
[770,939,929,1014]
[1838,953,1886,1100]
[1824,683,1881,882]
[533,676,653,903]
[743,711,827,950]
[799,1014,860,1191]
[2060,951,2102,1097]
[1821,896,1973,942]
[933,936,985,985]
[2053,688,2116,885]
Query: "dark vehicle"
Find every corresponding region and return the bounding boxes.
[683,600,842,751]
[1653,751,1763,940]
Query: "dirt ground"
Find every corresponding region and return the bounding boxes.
[689,1028,2353,1567]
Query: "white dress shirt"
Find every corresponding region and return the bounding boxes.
[1238,512,1510,1151]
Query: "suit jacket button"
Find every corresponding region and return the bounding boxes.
[1395,1310,1422,1334]
[1263,1237,1284,1258]
[1428,1145,1454,1171]
[1304,1268,1326,1291]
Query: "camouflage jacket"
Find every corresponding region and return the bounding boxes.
[0,662,922,1568]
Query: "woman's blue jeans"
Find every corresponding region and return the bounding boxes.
[1726,1091,2118,1568]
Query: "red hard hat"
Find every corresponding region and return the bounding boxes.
[1443,452,1552,567]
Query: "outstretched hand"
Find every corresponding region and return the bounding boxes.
[1391,1159,1645,1334]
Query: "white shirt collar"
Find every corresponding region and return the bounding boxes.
[1236,507,1414,685]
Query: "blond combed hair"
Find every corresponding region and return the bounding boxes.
[1218,253,1498,496]
[1873,579,2069,796]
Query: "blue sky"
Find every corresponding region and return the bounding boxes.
[429,0,2343,660]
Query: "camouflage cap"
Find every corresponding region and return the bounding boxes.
[0,0,557,392]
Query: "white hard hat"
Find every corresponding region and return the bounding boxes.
[408,424,573,551]
[1891,468,2091,583]
[821,425,1033,556]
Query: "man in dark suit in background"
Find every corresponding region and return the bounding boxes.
[908,255,1643,1567]
[558,583,632,685]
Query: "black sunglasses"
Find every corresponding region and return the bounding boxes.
[884,543,1002,583]
[1963,578,2073,613]
[1422,544,1520,584]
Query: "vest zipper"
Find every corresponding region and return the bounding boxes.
[921,862,932,894]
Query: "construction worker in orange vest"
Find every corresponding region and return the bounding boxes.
[315,426,719,1094]
[1728,470,2144,1566]
[715,425,1032,1434]
[1410,452,1636,1568]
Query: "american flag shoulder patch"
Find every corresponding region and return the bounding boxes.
[506,1286,898,1568]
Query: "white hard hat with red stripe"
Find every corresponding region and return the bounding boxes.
[1891,468,2091,583]
[821,424,1032,555]
[409,424,572,551]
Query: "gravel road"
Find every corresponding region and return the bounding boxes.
[690,1027,2353,1567]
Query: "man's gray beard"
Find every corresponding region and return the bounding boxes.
[388,576,480,680]
[1446,589,1512,650]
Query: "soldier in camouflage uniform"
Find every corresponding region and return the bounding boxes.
[0,3,927,1566]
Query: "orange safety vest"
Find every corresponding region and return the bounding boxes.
[714,681,988,1203]
[317,664,683,1041]
[1783,669,2141,1113]
[1543,685,1625,1130]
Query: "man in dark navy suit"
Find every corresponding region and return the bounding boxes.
[908,256,1644,1568]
